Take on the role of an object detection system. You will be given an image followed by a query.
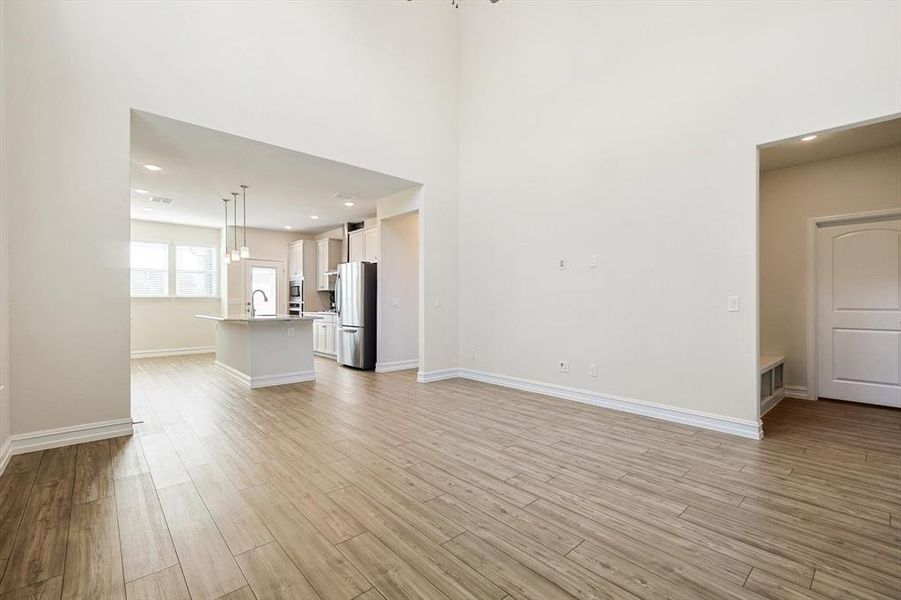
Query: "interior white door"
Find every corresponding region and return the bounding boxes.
[817,218,901,407]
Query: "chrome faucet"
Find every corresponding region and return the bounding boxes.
[250,289,269,318]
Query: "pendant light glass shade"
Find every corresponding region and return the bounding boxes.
[230,192,241,262]
[222,198,232,263]
[239,184,250,258]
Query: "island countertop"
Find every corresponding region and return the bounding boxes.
[195,314,320,322]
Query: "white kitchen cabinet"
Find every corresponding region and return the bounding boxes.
[312,315,338,357]
[348,230,364,263]
[316,238,342,291]
[347,227,379,263]
[363,227,379,263]
[325,321,337,355]
[288,240,305,280]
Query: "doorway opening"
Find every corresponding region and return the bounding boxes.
[757,115,901,437]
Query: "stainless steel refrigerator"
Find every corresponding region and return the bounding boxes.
[336,261,377,369]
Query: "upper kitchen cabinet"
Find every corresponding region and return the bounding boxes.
[288,240,305,280]
[363,227,379,262]
[348,230,365,263]
[348,226,379,263]
[316,238,343,291]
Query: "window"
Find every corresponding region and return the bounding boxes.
[130,241,218,298]
[130,242,169,297]
[176,245,217,297]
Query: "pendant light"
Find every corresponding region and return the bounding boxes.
[230,192,241,262]
[239,184,250,258]
[222,198,232,264]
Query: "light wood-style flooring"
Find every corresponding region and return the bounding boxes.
[0,355,898,599]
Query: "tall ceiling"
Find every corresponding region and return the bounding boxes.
[760,116,901,171]
[129,110,419,233]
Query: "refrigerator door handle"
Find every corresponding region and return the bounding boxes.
[335,272,341,317]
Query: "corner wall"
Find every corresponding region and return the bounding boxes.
[378,211,420,371]
[760,145,901,391]
[458,2,900,425]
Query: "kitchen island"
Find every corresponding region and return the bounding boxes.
[195,314,319,388]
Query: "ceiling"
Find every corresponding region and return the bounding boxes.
[130,111,419,233]
[760,116,901,171]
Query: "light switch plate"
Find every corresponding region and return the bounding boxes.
[558,259,566,270]
[727,296,740,312]
[589,255,598,268]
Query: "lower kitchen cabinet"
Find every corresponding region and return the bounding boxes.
[313,316,338,357]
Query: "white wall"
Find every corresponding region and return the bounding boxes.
[1,2,459,437]
[0,0,9,453]
[760,145,901,389]
[130,220,220,356]
[458,2,900,423]
[378,211,420,368]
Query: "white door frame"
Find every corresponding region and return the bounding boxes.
[805,207,901,401]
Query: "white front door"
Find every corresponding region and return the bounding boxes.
[817,218,901,407]
[244,259,285,317]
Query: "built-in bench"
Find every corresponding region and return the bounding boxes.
[759,355,785,416]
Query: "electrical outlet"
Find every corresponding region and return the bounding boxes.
[433,297,442,309]
[589,254,598,268]
[558,259,567,270]
[589,363,598,377]
[559,360,569,373]
[287,327,295,337]
[727,296,740,312]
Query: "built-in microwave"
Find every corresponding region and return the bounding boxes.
[289,279,303,315]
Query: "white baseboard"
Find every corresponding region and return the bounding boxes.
[215,361,314,389]
[417,368,460,383]
[376,359,419,373]
[760,395,783,416]
[250,370,315,389]
[0,417,135,475]
[215,360,251,385]
[784,385,809,400]
[132,346,215,359]
[417,367,762,439]
[0,438,11,476]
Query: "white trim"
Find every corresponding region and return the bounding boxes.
[250,370,315,389]
[0,418,135,474]
[417,367,762,439]
[417,368,460,383]
[376,359,419,373]
[215,361,251,386]
[131,346,215,359]
[214,361,314,389]
[806,208,901,404]
[760,395,783,416]
[784,385,810,400]
[0,438,11,476]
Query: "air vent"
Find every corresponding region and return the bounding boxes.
[332,191,357,201]
[149,196,174,204]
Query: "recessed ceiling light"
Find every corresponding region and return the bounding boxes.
[144,164,162,171]
[284,225,293,229]
[310,215,320,220]
[133,188,149,194]
[344,202,355,207]
[801,135,818,141]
